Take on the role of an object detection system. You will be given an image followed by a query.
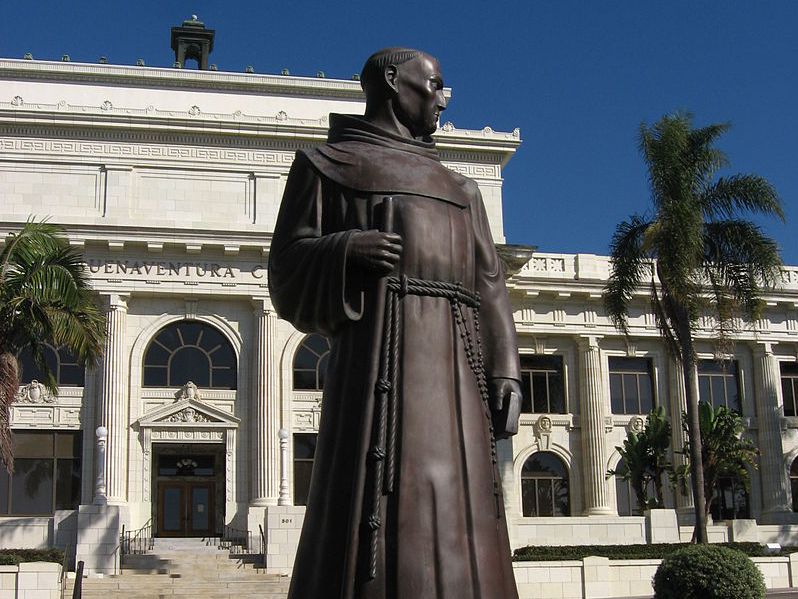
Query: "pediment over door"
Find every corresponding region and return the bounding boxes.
[138,397,240,429]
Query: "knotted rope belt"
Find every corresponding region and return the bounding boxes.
[365,275,500,579]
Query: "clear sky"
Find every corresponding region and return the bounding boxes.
[2,2,797,262]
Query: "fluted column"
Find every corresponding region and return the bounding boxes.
[752,342,792,522]
[98,293,129,504]
[577,336,613,515]
[251,299,281,506]
[668,357,695,514]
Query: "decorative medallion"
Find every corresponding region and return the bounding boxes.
[537,415,553,433]
[168,407,210,423]
[628,416,645,434]
[15,380,55,404]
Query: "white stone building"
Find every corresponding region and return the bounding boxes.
[2,42,798,572]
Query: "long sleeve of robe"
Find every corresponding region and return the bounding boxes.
[268,114,520,599]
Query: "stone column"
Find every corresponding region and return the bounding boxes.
[577,336,613,515]
[98,293,129,504]
[668,357,695,516]
[94,426,108,505]
[251,299,281,506]
[752,342,792,522]
[278,428,291,506]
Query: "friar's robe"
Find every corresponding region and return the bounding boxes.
[268,114,521,599]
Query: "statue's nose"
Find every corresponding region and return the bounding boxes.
[437,92,448,110]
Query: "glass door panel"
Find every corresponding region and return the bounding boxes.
[189,484,212,534]
[160,484,185,536]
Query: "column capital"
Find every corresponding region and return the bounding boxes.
[251,296,276,315]
[751,340,776,356]
[576,335,602,351]
[101,293,129,310]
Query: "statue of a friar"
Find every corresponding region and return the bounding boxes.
[268,47,522,599]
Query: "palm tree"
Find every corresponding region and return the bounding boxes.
[608,406,672,513]
[676,402,758,521]
[0,220,105,470]
[603,113,783,542]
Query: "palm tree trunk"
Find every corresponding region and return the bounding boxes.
[0,352,18,472]
[681,341,709,543]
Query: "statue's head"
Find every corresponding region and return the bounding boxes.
[360,47,447,138]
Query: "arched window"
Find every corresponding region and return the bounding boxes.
[791,458,798,512]
[17,344,84,387]
[293,334,330,391]
[521,452,570,517]
[143,321,237,389]
[614,458,649,516]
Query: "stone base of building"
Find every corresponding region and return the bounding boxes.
[75,504,129,575]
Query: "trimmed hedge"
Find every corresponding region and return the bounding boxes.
[512,542,784,561]
[653,544,765,599]
[0,549,64,565]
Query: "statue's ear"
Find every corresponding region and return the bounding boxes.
[384,64,399,94]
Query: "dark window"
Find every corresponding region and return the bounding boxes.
[521,452,569,517]
[142,322,237,389]
[294,433,317,506]
[157,454,215,477]
[710,476,750,520]
[17,344,84,387]
[781,363,798,417]
[0,431,82,515]
[614,458,649,516]
[519,355,565,414]
[698,360,740,412]
[609,357,654,415]
[293,335,330,391]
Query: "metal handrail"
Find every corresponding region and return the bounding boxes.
[220,524,250,553]
[72,561,84,599]
[120,518,154,556]
[59,546,69,599]
[258,524,267,567]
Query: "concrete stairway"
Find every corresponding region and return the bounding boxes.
[64,538,290,599]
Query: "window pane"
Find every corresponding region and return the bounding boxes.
[624,375,640,414]
[639,374,654,414]
[698,376,712,404]
[711,377,726,409]
[155,327,181,351]
[293,370,317,390]
[198,326,225,351]
[294,434,317,460]
[792,478,798,512]
[521,480,537,517]
[14,432,53,458]
[548,373,565,414]
[304,334,330,357]
[11,459,54,514]
[532,372,548,413]
[169,347,211,387]
[317,354,329,390]
[698,360,725,375]
[55,459,81,510]
[55,432,81,458]
[616,476,632,516]
[294,347,317,371]
[536,479,553,517]
[520,372,533,413]
[783,379,796,417]
[294,462,314,506]
[726,376,740,412]
[59,364,85,387]
[553,479,570,516]
[177,323,202,346]
[609,357,649,373]
[143,366,168,387]
[144,343,170,367]
[210,367,236,390]
[610,374,624,414]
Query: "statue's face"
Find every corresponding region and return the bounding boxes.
[394,54,447,137]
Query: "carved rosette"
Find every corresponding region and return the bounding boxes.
[15,380,55,404]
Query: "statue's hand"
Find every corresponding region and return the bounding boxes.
[488,377,522,439]
[348,230,403,276]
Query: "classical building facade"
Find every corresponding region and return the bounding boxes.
[2,50,798,569]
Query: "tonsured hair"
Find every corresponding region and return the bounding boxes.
[360,47,422,95]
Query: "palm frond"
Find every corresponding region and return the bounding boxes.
[0,353,17,472]
[700,175,784,222]
[603,216,652,333]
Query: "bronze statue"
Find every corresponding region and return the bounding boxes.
[268,47,521,599]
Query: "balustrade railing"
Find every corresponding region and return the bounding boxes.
[221,524,251,554]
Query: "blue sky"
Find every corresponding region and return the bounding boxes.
[2,2,797,262]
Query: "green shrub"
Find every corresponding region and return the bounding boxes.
[0,549,64,565]
[512,542,774,561]
[653,544,765,599]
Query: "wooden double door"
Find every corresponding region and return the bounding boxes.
[158,481,215,537]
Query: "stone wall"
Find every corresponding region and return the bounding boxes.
[0,562,61,599]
